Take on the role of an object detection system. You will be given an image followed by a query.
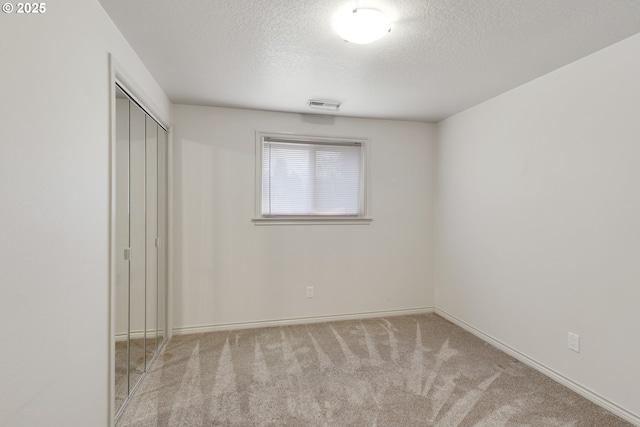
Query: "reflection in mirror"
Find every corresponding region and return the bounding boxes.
[114,87,129,414]
[113,83,168,422]
[128,102,147,392]
[157,129,167,345]
[145,117,158,368]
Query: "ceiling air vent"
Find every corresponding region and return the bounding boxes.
[307,99,341,111]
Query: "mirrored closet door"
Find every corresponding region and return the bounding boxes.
[114,84,168,419]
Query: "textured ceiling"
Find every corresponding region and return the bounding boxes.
[98,0,640,122]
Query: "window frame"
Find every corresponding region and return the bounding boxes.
[253,131,372,225]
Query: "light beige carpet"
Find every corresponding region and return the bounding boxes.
[116,338,148,411]
[117,314,631,426]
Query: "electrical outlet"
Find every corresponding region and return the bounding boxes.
[306,286,314,298]
[568,332,580,353]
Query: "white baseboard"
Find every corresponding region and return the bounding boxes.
[115,330,149,342]
[435,308,640,427]
[172,306,435,336]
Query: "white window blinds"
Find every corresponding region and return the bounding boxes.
[261,137,363,216]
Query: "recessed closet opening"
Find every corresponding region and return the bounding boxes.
[113,83,169,422]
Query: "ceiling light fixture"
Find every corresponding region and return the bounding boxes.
[334,8,391,44]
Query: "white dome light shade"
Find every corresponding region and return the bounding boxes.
[334,8,391,44]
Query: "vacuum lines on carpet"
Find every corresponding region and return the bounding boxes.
[117,314,631,426]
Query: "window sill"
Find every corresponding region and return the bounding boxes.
[252,217,373,226]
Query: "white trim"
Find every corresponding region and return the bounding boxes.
[172,307,435,335]
[110,56,170,131]
[114,330,146,342]
[435,308,640,427]
[107,53,117,427]
[252,217,372,226]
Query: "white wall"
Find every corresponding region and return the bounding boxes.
[436,33,640,421]
[5,0,635,423]
[0,1,170,426]
[172,105,435,330]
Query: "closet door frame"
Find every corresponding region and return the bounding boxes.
[108,55,171,427]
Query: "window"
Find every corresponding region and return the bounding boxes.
[254,132,371,224]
